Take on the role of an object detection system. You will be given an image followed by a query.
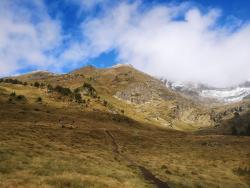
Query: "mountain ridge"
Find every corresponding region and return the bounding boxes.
[163,79,250,103]
[10,65,214,130]
[4,65,250,135]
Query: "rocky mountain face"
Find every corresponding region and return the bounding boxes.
[11,65,214,130]
[162,79,250,103]
[195,99,250,136]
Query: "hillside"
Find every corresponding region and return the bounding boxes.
[12,65,213,131]
[6,64,250,135]
[0,78,250,187]
[197,99,250,136]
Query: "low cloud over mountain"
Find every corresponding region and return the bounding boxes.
[1,1,250,87]
[79,2,250,87]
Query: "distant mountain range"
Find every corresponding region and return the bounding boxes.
[162,79,250,103]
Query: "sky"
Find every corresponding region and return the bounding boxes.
[0,0,250,87]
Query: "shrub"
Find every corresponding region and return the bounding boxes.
[8,92,26,103]
[34,82,40,88]
[74,93,82,103]
[103,100,108,107]
[234,112,240,118]
[2,79,23,85]
[37,97,42,102]
[47,84,53,92]
[16,95,26,101]
[54,86,72,96]
[10,92,16,97]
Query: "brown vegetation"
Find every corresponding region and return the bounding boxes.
[0,66,249,187]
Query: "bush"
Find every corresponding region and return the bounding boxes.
[34,82,40,88]
[10,92,16,97]
[103,100,108,107]
[16,95,26,101]
[47,84,53,92]
[8,92,27,103]
[54,86,72,96]
[37,97,42,102]
[2,79,23,85]
[74,93,82,103]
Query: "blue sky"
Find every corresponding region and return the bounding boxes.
[0,0,250,86]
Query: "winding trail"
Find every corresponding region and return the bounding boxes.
[104,130,170,188]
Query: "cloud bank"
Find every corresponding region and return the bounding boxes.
[79,2,250,87]
[1,1,250,87]
[0,0,63,76]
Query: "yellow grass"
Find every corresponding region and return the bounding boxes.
[0,83,249,187]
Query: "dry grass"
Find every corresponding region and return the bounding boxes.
[0,83,250,188]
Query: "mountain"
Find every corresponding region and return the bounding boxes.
[7,66,250,134]
[164,79,250,103]
[0,65,250,187]
[12,65,213,130]
[12,70,57,81]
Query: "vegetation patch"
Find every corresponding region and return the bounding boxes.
[0,149,30,174]
[46,177,108,188]
[8,92,27,103]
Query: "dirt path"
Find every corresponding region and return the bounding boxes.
[104,130,170,188]
[138,166,170,188]
[105,130,119,154]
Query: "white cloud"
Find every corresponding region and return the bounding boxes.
[0,0,62,76]
[61,43,89,62]
[80,2,250,87]
[1,0,250,87]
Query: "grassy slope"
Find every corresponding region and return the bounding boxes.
[0,83,250,187]
[14,66,213,130]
